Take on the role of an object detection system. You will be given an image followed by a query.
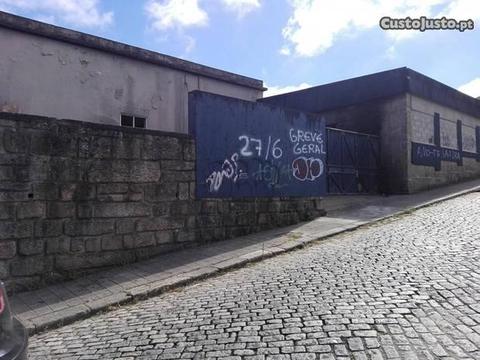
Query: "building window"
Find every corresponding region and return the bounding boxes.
[121,114,146,129]
[135,117,146,128]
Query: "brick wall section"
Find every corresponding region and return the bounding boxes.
[0,113,324,293]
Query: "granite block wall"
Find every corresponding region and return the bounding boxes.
[0,113,324,293]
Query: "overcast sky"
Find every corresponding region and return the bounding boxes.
[1,0,479,98]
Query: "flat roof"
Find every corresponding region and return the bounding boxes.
[0,11,265,91]
[261,67,480,119]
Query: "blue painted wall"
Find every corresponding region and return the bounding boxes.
[189,91,327,198]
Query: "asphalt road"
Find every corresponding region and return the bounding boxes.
[29,193,480,359]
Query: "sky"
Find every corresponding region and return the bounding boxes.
[0,0,479,98]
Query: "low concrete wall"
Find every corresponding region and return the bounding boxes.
[0,113,324,293]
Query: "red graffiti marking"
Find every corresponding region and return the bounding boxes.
[292,157,324,181]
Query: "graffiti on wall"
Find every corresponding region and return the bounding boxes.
[411,115,480,169]
[189,91,327,198]
[411,142,461,168]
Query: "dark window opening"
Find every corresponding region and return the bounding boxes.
[121,114,146,129]
[121,115,133,127]
[135,117,146,128]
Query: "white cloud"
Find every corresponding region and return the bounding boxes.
[281,0,480,57]
[0,0,113,27]
[184,35,196,53]
[458,78,480,98]
[385,45,396,59]
[145,0,260,32]
[279,46,291,56]
[221,0,260,18]
[264,82,311,97]
[144,0,260,53]
[439,0,480,19]
[145,0,208,30]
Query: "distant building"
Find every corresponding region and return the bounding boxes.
[262,68,480,193]
[0,11,264,134]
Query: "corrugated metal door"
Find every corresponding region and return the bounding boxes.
[326,128,380,194]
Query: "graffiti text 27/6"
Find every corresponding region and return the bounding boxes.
[238,135,283,160]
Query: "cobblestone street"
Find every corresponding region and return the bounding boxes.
[29,193,480,359]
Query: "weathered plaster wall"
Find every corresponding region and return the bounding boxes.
[0,28,263,134]
[407,94,480,192]
[0,113,324,293]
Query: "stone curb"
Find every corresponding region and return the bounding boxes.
[24,185,480,335]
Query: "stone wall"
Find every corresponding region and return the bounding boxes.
[0,113,324,293]
[407,94,480,192]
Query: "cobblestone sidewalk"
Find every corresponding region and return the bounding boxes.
[11,179,480,335]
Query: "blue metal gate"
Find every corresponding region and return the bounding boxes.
[326,128,380,194]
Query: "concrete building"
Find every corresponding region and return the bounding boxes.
[0,11,264,134]
[261,68,480,193]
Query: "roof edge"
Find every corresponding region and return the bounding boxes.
[0,11,265,91]
[262,67,409,100]
[261,67,480,120]
[404,68,480,117]
[0,111,193,138]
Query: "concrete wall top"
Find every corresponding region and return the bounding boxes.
[0,11,264,91]
[0,111,194,139]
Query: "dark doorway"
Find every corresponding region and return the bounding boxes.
[326,128,380,194]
